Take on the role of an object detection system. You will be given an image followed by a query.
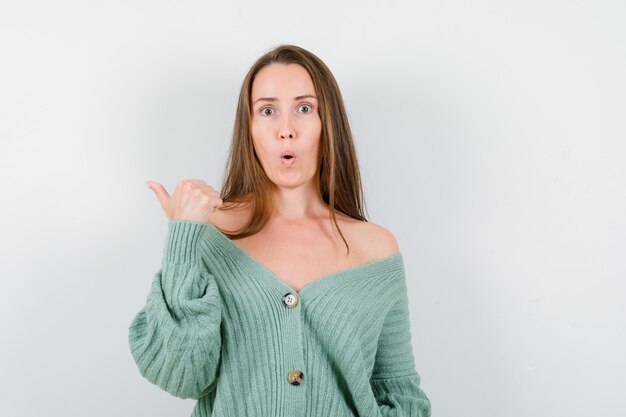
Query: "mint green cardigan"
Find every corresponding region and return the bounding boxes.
[128,220,431,416]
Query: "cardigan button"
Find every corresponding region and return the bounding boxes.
[283,292,299,308]
[288,369,304,385]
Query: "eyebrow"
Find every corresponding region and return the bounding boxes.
[252,94,318,106]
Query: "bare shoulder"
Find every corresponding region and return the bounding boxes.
[207,199,252,232]
[349,219,400,259]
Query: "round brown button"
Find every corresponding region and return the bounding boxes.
[288,369,304,385]
[283,292,299,308]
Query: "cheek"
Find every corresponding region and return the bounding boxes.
[312,124,322,153]
[252,138,273,165]
[252,124,273,149]
[250,120,261,142]
[251,123,265,151]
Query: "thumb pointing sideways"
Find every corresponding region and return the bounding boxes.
[145,180,170,214]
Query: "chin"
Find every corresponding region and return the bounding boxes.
[270,174,308,188]
[273,180,303,188]
[269,168,315,186]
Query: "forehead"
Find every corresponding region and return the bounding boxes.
[251,63,316,99]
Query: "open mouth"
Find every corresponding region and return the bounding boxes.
[281,152,296,165]
[281,150,295,160]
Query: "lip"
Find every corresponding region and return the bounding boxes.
[280,150,296,167]
[281,157,296,167]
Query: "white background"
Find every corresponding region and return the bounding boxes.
[1,1,624,416]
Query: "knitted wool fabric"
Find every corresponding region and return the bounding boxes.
[129,220,431,416]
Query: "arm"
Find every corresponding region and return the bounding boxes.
[370,268,431,416]
[128,220,222,399]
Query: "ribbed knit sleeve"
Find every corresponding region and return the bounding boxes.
[369,270,431,417]
[128,220,222,400]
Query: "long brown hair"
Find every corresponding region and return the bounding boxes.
[218,44,368,255]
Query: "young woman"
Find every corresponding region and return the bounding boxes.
[130,44,431,417]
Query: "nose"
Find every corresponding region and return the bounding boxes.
[279,113,295,140]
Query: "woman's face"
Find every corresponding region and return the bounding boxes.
[250,63,322,188]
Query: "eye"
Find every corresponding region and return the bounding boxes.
[299,104,313,113]
[260,106,274,116]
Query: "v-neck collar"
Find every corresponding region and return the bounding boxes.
[200,220,403,298]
